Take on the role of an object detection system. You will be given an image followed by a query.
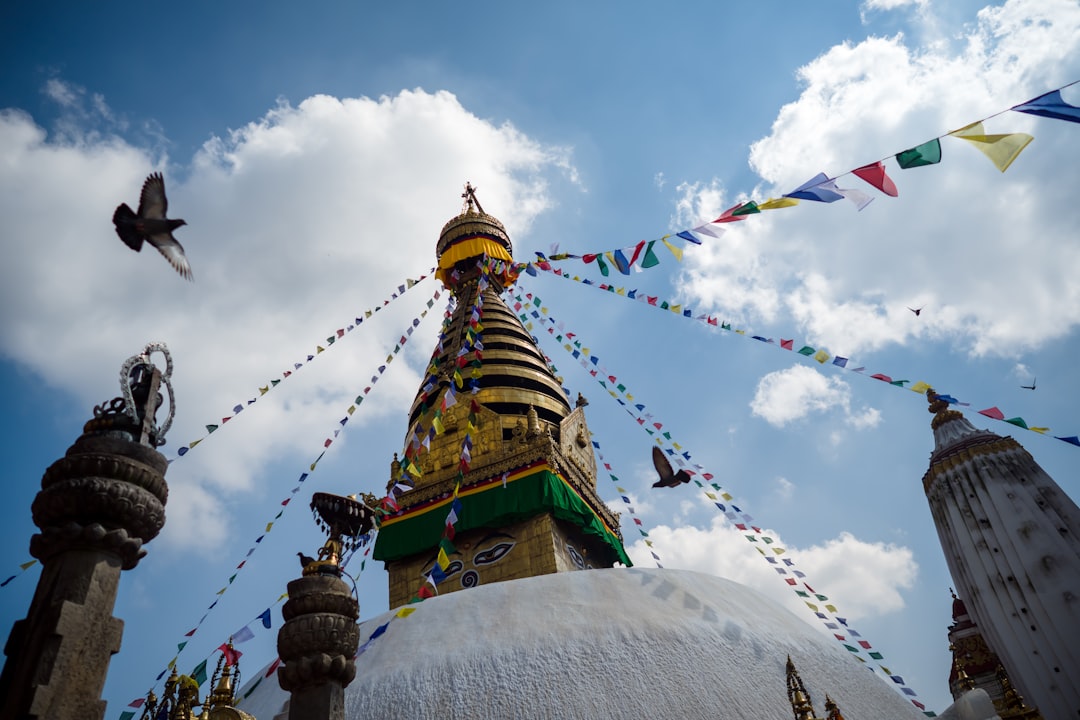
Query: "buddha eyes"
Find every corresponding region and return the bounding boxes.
[473,542,514,565]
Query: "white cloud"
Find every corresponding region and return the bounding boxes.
[749,365,879,430]
[0,87,574,554]
[772,476,795,502]
[677,0,1080,358]
[627,516,917,624]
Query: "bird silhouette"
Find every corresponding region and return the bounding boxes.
[651,446,691,488]
[112,172,193,280]
[1021,377,1036,390]
[907,306,924,317]
[297,551,315,568]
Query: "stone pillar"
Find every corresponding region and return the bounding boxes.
[277,574,360,720]
[0,422,168,720]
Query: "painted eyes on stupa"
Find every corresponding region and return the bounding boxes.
[473,541,515,566]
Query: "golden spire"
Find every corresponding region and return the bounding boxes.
[824,694,845,720]
[950,643,976,692]
[786,656,819,720]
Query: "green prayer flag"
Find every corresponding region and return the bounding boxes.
[869,651,884,660]
[896,139,942,168]
[1005,417,1029,429]
[177,641,187,652]
[731,200,760,216]
[120,712,136,720]
[641,241,660,268]
[595,255,610,276]
[797,346,815,356]
[192,659,208,686]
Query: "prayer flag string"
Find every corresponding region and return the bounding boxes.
[531,81,1078,276]
[172,272,434,461]
[529,263,1076,449]
[514,284,935,716]
[133,299,435,706]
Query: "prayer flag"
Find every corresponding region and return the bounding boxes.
[218,643,242,666]
[259,608,272,628]
[675,230,701,245]
[852,161,898,196]
[948,121,1033,172]
[896,139,942,168]
[784,172,843,203]
[758,197,799,210]
[192,659,208,686]
[231,625,255,644]
[978,406,1005,420]
[1013,89,1080,124]
[661,238,683,261]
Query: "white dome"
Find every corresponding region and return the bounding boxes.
[240,568,923,719]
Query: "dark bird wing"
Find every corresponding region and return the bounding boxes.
[651,446,691,488]
[112,203,144,251]
[138,172,169,219]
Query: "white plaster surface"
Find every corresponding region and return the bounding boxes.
[240,568,927,719]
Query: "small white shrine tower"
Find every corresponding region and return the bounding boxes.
[922,391,1080,718]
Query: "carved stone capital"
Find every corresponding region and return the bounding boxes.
[277,575,360,693]
[30,432,167,569]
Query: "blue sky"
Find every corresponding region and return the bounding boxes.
[2,0,1079,715]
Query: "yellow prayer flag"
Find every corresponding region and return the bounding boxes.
[316,346,325,354]
[758,197,800,210]
[909,381,932,394]
[347,405,356,415]
[670,304,681,314]
[772,547,785,555]
[396,606,417,618]
[825,604,838,613]
[706,492,717,500]
[437,547,450,569]
[432,416,444,434]
[616,287,625,296]
[1031,426,1050,434]
[948,121,1033,172]
[19,560,37,570]
[721,493,732,501]
[626,393,634,401]
[813,349,830,364]
[259,386,269,395]
[582,347,590,355]
[266,522,274,532]
[168,658,177,669]
[805,602,818,612]
[188,439,201,449]
[541,307,548,315]
[660,238,683,262]
[216,587,227,595]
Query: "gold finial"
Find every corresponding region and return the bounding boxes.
[462,182,485,215]
[786,655,819,720]
[997,664,1033,712]
[824,694,844,720]
[950,643,976,691]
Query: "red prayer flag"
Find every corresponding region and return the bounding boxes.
[265,657,281,677]
[218,643,242,667]
[713,202,750,223]
[852,161,898,197]
[979,406,1005,420]
[780,339,793,350]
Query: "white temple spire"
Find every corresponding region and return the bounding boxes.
[922,391,1080,717]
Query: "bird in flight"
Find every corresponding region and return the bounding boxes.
[1021,378,1036,390]
[112,172,193,280]
[651,446,691,488]
[907,305,924,317]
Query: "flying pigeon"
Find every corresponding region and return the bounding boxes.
[297,551,316,568]
[112,172,192,280]
[907,306,924,317]
[651,446,691,488]
[1021,377,1036,390]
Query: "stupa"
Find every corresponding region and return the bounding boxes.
[237,187,928,719]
